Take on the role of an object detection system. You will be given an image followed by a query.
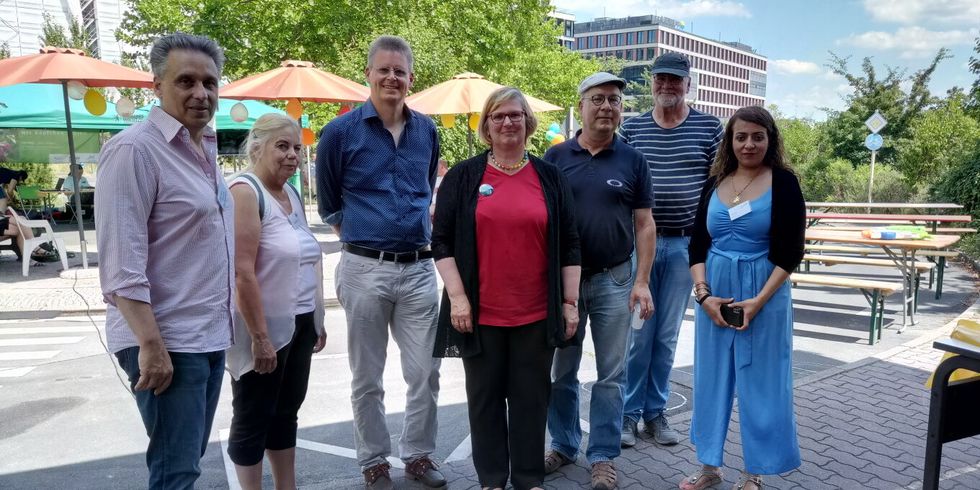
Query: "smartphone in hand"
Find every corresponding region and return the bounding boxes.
[720,304,744,327]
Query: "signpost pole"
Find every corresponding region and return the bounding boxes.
[868,149,877,212]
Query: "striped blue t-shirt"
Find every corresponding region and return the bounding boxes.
[619,108,723,231]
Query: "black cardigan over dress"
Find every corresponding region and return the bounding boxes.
[430,152,582,358]
[689,166,806,273]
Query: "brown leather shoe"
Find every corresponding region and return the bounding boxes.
[591,461,618,490]
[363,462,393,489]
[405,456,447,488]
[544,449,573,474]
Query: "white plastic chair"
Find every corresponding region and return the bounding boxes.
[11,212,68,277]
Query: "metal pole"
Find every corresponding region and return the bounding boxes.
[867,149,877,213]
[306,145,314,222]
[62,81,88,269]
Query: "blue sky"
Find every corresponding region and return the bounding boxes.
[554,0,979,120]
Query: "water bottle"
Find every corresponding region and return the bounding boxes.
[631,307,644,330]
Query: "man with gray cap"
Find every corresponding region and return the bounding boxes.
[543,72,656,490]
[619,52,723,448]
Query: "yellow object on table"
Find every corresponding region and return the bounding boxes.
[926,319,980,388]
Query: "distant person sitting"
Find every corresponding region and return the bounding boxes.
[63,164,92,192]
[63,164,94,218]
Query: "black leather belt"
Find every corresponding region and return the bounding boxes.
[657,228,692,237]
[582,259,630,279]
[343,243,433,263]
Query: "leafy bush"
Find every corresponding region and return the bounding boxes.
[930,142,980,259]
[1,162,55,188]
[796,158,914,203]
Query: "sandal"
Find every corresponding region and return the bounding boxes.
[679,467,723,490]
[733,473,762,490]
[30,248,59,263]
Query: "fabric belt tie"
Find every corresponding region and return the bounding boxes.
[708,248,767,369]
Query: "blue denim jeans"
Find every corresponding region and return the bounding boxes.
[116,347,225,490]
[623,235,692,423]
[548,260,633,464]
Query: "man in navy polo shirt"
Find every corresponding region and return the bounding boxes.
[543,72,656,490]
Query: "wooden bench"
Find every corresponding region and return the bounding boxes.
[801,254,934,315]
[919,250,960,299]
[805,244,880,255]
[816,226,977,234]
[791,273,900,344]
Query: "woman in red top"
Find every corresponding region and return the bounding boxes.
[431,87,582,490]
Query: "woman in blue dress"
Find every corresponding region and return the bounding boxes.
[680,106,805,490]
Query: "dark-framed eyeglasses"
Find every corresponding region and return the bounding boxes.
[489,111,526,124]
[586,94,623,107]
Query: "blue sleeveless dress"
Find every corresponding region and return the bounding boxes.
[690,187,800,474]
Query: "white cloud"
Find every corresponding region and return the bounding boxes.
[770,59,822,75]
[862,0,980,27]
[766,78,853,121]
[838,26,978,59]
[554,0,750,21]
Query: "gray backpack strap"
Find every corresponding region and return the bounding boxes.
[238,173,267,221]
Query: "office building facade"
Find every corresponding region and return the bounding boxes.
[1,0,128,62]
[572,15,767,119]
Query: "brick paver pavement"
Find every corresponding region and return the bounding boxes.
[432,314,980,490]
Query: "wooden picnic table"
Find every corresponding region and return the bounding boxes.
[806,212,973,231]
[805,228,961,330]
[807,202,963,211]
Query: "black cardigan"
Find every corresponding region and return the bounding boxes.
[689,166,806,272]
[430,152,582,358]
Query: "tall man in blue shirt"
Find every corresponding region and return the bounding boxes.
[316,35,445,490]
[543,73,656,490]
[619,53,724,448]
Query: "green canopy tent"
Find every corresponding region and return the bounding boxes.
[0,83,143,164]
[140,98,296,156]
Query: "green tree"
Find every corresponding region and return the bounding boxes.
[117,51,154,107]
[966,37,980,120]
[0,42,9,59]
[39,12,93,54]
[896,91,980,186]
[821,49,950,165]
[116,0,601,162]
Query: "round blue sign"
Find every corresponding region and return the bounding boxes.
[865,133,883,151]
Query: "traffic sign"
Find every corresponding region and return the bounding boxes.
[865,111,887,134]
[865,133,883,151]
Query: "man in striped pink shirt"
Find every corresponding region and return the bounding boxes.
[95,32,235,489]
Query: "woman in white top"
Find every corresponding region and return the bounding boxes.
[226,113,327,490]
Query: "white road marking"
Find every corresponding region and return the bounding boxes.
[218,429,242,490]
[0,336,84,346]
[0,366,35,377]
[444,434,471,463]
[0,351,60,361]
[0,326,94,335]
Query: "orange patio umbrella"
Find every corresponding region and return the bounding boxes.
[219,60,368,104]
[0,46,154,269]
[219,60,369,208]
[405,72,563,155]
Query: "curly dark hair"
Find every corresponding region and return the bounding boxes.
[709,105,792,181]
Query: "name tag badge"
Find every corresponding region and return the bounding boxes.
[728,200,752,221]
[217,184,230,210]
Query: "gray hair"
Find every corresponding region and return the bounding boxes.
[150,32,225,78]
[241,113,301,167]
[366,35,414,70]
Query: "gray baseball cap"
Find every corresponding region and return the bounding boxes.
[651,52,690,78]
[577,72,626,95]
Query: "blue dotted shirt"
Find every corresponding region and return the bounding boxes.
[316,99,440,252]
